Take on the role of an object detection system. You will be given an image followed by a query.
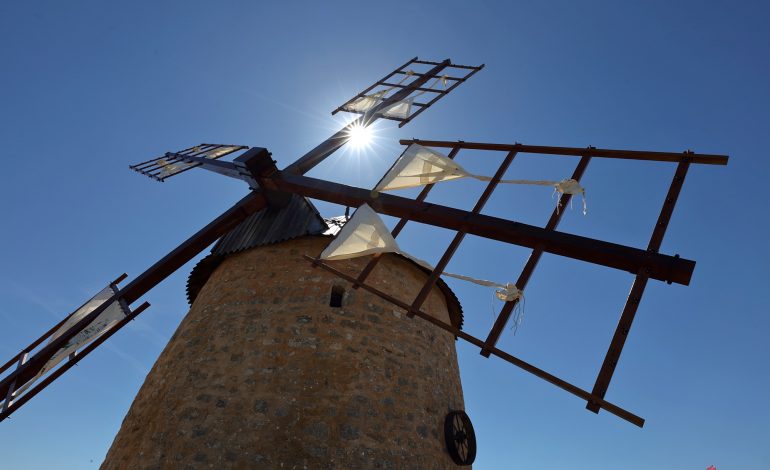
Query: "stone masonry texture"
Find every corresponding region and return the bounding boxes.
[102,236,466,469]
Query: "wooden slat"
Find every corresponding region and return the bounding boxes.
[400,139,729,165]
[586,159,692,412]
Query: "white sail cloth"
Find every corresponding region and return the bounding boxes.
[342,72,447,120]
[320,203,399,260]
[14,286,127,396]
[344,89,390,114]
[374,144,588,214]
[345,93,414,119]
[319,204,522,302]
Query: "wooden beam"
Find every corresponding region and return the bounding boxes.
[586,159,692,412]
[400,139,729,166]
[272,172,695,285]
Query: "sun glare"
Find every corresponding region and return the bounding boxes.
[347,123,372,149]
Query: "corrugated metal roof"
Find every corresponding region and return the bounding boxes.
[186,196,463,330]
[212,193,328,256]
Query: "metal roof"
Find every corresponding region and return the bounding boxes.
[212,193,328,256]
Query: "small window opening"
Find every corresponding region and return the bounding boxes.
[330,285,345,308]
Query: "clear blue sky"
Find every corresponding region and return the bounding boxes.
[1,1,768,468]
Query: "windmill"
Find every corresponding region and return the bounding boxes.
[0,57,728,468]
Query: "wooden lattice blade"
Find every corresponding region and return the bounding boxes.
[285,58,482,176]
[129,143,249,182]
[0,191,270,421]
[0,275,149,421]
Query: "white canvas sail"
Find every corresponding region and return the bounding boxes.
[14,286,127,396]
[374,144,470,191]
[319,204,399,260]
[380,96,415,119]
[344,90,389,113]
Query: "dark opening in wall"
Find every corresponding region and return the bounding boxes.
[329,285,345,308]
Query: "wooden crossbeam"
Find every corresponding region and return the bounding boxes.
[400,139,729,166]
[271,172,695,285]
[393,71,464,81]
[413,59,481,70]
[586,159,692,412]
[380,82,446,93]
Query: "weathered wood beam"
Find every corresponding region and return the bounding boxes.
[586,159,692,412]
[400,139,729,166]
[272,172,695,285]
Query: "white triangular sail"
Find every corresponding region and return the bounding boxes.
[320,204,522,302]
[381,96,415,119]
[319,204,399,260]
[375,144,470,191]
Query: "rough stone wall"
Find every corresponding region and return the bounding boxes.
[102,236,466,469]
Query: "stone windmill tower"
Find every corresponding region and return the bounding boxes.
[103,195,468,468]
[0,57,728,469]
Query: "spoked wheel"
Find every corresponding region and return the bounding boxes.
[444,410,476,466]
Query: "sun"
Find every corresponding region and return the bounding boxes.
[346,122,372,149]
